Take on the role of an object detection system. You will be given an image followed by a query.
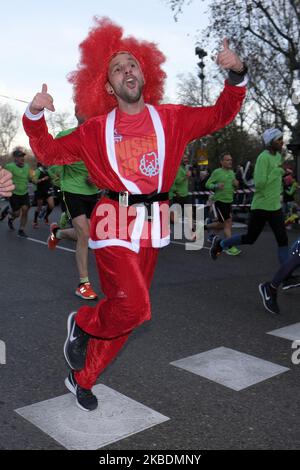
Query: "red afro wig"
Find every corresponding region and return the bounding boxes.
[68,16,167,119]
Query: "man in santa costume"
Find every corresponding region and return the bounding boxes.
[23,17,247,411]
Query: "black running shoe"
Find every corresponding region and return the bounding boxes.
[210,236,223,260]
[65,370,98,412]
[17,229,28,238]
[64,312,90,371]
[207,233,216,245]
[282,275,300,291]
[8,217,14,230]
[258,282,280,315]
[0,205,9,221]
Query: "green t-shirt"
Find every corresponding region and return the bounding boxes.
[285,181,298,198]
[55,128,98,196]
[47,165,64,189]
[169,165,189,199]
[251,150,284,211]
[205,168,236,203]
[4,162,31,196]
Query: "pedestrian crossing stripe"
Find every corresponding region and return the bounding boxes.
[15,384,169,450]
[170,347,289,391]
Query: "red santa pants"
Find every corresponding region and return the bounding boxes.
[74,245,159,389]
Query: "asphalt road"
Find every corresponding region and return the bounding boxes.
[0,206,300,450]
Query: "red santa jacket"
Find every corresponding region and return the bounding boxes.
[23,81,246,252]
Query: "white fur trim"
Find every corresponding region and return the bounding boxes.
[235,75,248,87]
[25,104,44,121]
[159,235,170,248]
[88,238,139,253]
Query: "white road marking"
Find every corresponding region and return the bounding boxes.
[267,322,300,341]
[27,237,76,253]
[170,347,289,391]
[28,236,208,253]
[15,384,169,450]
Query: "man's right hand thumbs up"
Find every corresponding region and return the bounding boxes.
[29,83,55,115]
[216,38,244,72]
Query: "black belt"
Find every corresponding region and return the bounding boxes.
[104,190,169,220]
[105,189,169,206]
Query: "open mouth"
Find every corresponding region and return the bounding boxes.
[125,77,137,89]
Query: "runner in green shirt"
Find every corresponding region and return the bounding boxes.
[211,128,289,266]
[169,155,196,240]
[32,162,55,228]
[1,148,34,237]
[47,115,99,300]
[47,165,71,227]
[205,152,241,255]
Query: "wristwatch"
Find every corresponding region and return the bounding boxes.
[230,63,248,75]
[228,64,248,85]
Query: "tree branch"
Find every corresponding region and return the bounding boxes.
[246,23,287,56]
[254,1,294,45]
[290,0,300,23]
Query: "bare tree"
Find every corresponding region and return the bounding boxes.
[166,0,300,140]
[0,103,20,156]
[206,1,299,135]
[205,121,262,169]
[176,73,210,106]
[47,110,77,137]
[165,0,192,20]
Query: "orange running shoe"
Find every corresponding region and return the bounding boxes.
[47,223,60,250]
[75,283,98,300]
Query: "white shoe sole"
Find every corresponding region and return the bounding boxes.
[258,284,279,315]
[64,376,93,412]
[63,312,77,370]
[75,290,97,300]
[65,376,76,395]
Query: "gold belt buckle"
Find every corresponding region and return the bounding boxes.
[119,191,129,207]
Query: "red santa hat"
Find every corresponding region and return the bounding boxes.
[68,16,167,119]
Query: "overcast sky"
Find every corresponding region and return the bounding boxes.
[1,0,211,147]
